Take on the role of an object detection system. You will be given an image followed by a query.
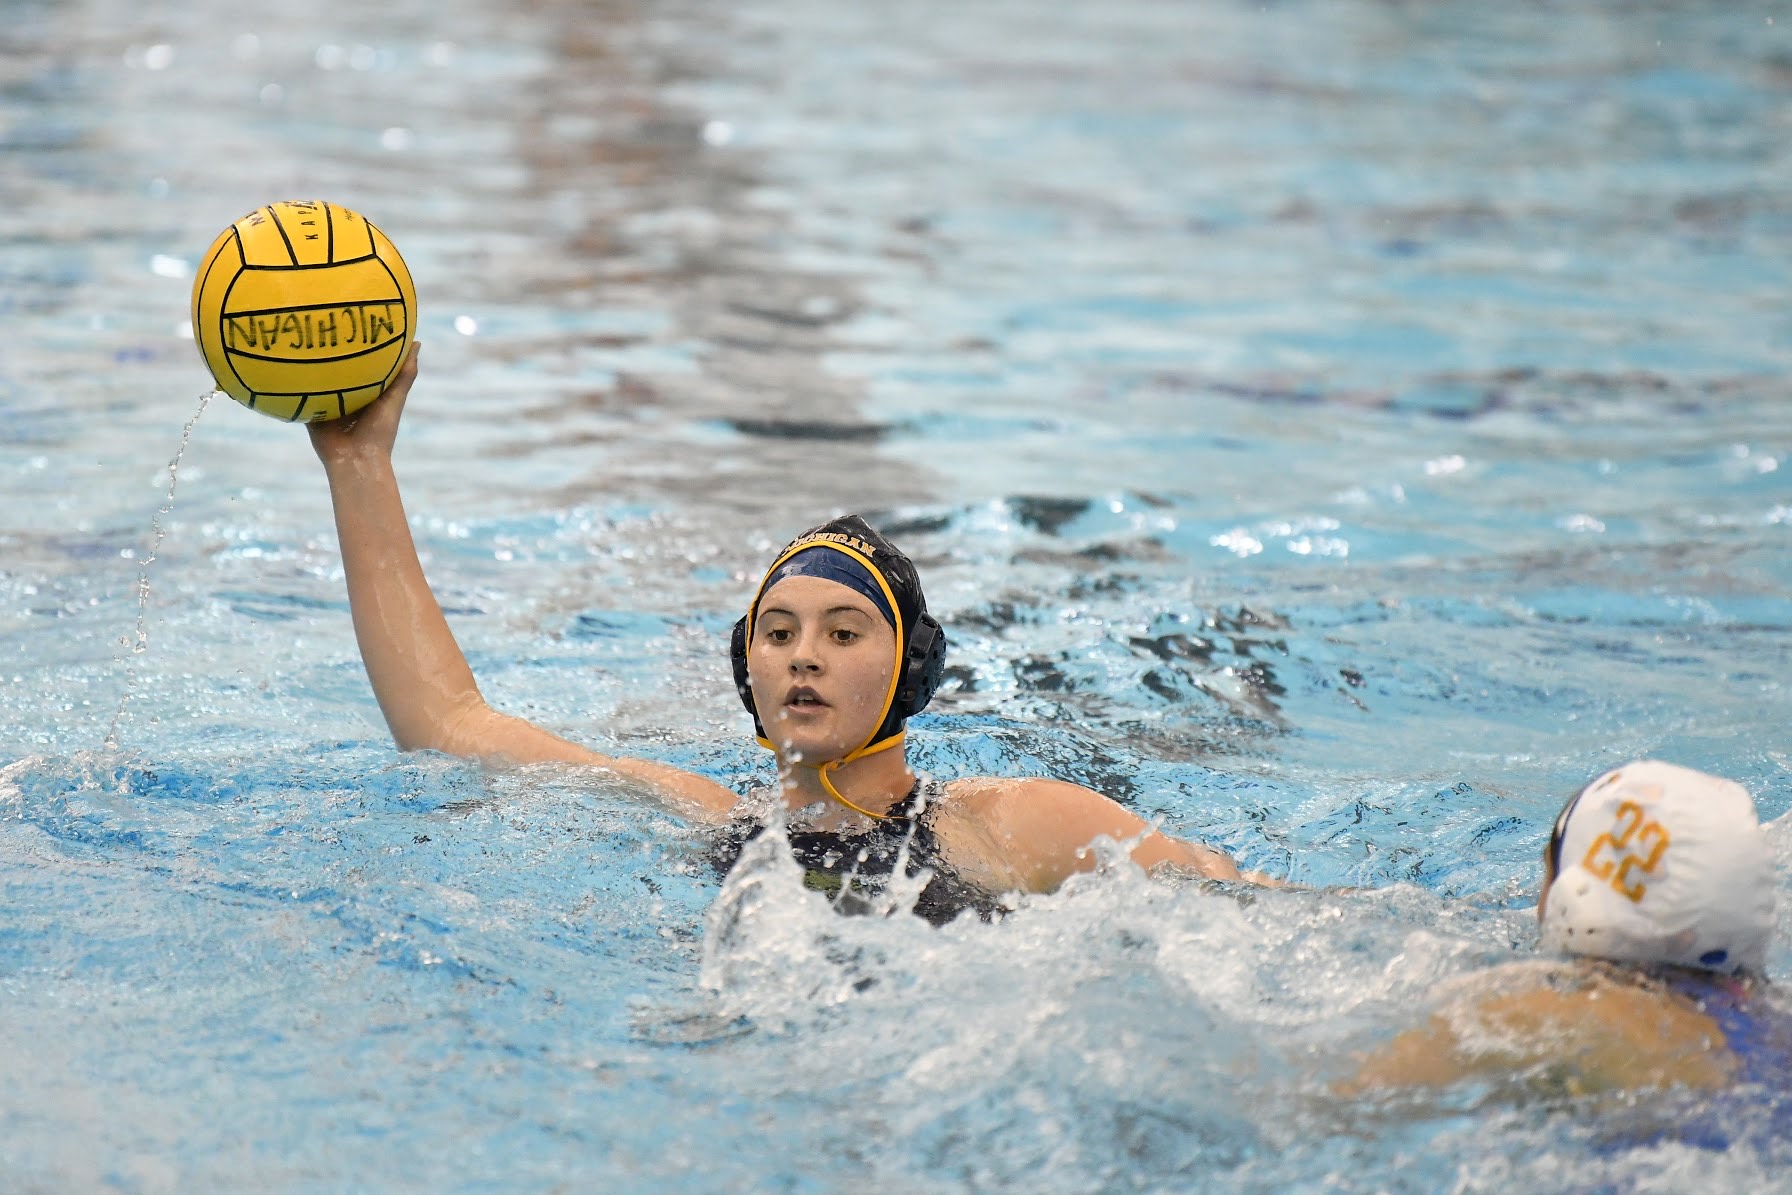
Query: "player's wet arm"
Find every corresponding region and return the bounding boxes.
[311,348,489,752]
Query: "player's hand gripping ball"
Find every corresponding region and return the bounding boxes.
[191,200,417,423]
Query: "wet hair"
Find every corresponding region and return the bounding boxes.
[1544,775,1595,882]
[730,513,946,758]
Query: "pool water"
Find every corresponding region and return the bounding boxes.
[6,0,1792,1189]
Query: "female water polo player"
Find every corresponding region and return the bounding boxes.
[1345,760,1790,1101]
[308,346,1268,923]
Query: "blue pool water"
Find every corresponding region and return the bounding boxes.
[6,0,1792,1189]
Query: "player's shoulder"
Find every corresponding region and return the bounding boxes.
[939,775,1101,820]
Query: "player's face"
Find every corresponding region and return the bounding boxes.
[747,575,897,765]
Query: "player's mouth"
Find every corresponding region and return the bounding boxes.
[783,685,829,712]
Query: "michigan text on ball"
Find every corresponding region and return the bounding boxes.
[223,303,402,358]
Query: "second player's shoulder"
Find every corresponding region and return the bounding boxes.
[1436,959,1728,1054]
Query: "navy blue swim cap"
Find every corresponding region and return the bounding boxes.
[758,546,897,629]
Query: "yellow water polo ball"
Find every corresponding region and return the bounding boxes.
[191,200,416,423]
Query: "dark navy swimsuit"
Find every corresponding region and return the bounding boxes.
[1596,968,1792,1154]
[1665,970,1792,1089]
[708,778,1005,926]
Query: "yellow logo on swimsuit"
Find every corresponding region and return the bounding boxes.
[1581,798,1672,903]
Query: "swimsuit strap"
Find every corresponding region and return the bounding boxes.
[884,775,951,827]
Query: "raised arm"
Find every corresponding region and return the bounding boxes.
[307,345,737,821]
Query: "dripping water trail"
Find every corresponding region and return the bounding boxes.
[104,389,215,752]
